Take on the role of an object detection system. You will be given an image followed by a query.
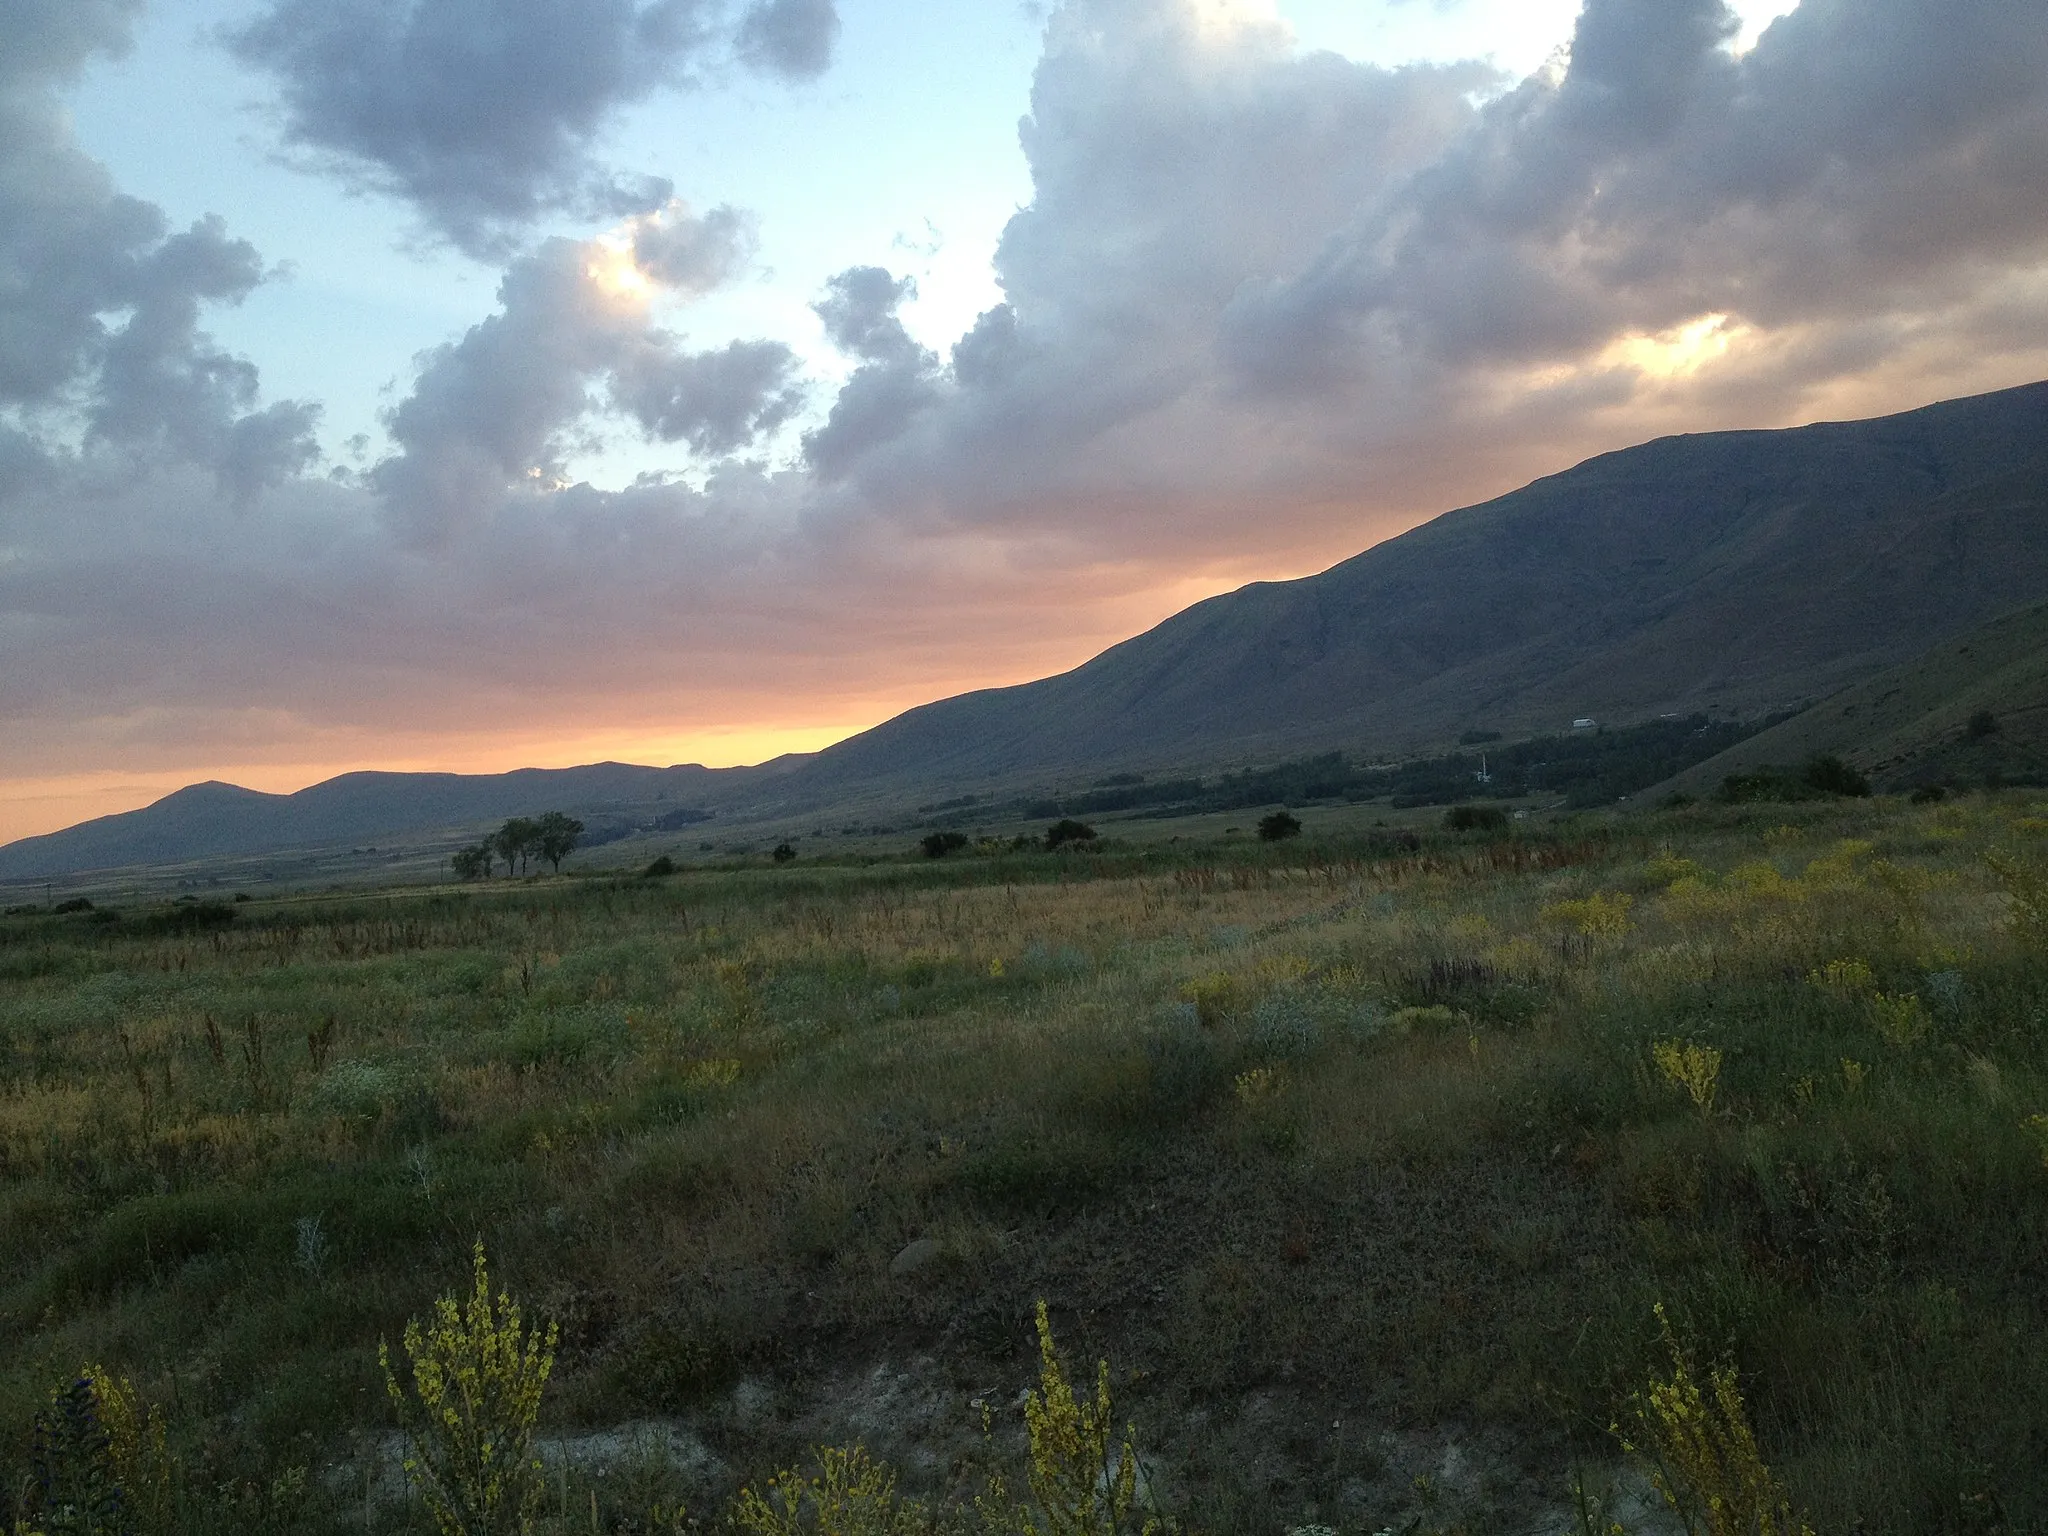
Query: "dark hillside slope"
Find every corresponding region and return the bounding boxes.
[0,761,764,879]
[1660,598,2048,796]
[797,381,2048,792]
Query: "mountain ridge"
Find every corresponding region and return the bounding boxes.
[8,378,2048,879]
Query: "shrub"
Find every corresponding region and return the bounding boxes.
[1443,805,1508,832]
[52,897,94,915]
[731,1444,930,1536]
[1651,1039,1721,1119]
[643,855,677,878]
[920,831,970,859]
[1044,820,1097,850]
[1015,1299,1163,1536]
[1967,709,1999,739]
[381,1242,557,1536]
[1909,784,1947,804]
[1802,754,1871,798]
[1256,811,1301,841]
[1622,1305,1812,1536]
[25,1375,127,1536]
[772,843,798,864]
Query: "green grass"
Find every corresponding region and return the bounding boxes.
[3,799,2048,1533]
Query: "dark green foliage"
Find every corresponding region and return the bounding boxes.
[1967,709,1999,739]
[450,843,493,880]
[1443,804,1509,832]
[1256,811,1302,841]
[1043,819,1097,850]
[1803,753,1872,797]
[920,831,969,858]
[1014,716,1775,823]
[534,810,584,872]
[771,843,797,864]
[643,855,677,878]
[1910,784,1948,804]
[1718,754,1871,803]
[136,900,234,934]
[54,898,95,914]
[28,1378,129,1536]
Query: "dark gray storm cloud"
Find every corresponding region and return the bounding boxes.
[0,0,317,498]
[373,209,801,540]
[228,0,841,257]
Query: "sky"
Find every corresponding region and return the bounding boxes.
[4,0,2048,842]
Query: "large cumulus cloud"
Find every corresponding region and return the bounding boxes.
[372,201,804,541]
[228,0,842,256]
[0,0,317,500]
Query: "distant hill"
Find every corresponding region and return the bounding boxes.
[790,380,2048,796]
[0,761,772,881]
[1660,599,2048,797]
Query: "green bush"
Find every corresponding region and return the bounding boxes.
[1044,819,1097,850]
[1443,804,1508,832]
[1256,811,1301,841]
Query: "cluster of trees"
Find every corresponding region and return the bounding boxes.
[450,812,584,880]
[1716,754,1872,803]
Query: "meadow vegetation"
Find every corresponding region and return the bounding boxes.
[2,795,2047,1533]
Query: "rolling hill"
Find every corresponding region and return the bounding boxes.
[0,761,774,881]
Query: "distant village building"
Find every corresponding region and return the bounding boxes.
[1572,718,1596,730]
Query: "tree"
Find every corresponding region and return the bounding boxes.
[451,844,493,881]
[772,842,797,863]
[493,817,539,876]
[1801,754,1870,798]
[921,830,969,858]
[1257,810,1301,841]
[534,811,584,873]
[1044,819,1097,850]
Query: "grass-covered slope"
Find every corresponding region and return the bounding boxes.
[4,798,2048,1533]
[1664,599,2048,798]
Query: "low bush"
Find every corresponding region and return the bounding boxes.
[1044,819,1097,850]
[1256,810,1302,841]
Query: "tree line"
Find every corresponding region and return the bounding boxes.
[450,812,583,880]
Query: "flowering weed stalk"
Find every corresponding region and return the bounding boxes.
[1652,1040,1722,1120]
[1621,1305,1811,1536]
[381,1242,558,1536]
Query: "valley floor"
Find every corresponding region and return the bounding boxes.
[3,796,2047,1534]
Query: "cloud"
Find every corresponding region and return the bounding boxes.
[0,0,317,499]
[801,267,941,479]
[228,0,842,257]
[1217,0,2048,391]
[735,0,841,79]
[372,202,801,540]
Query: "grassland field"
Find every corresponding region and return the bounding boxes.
[4,794,2048,1535]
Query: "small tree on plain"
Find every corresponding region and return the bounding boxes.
[534,811,583,873]
[1257,810,1301,841]
[451,844,493,881]
[493,817,539,875]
